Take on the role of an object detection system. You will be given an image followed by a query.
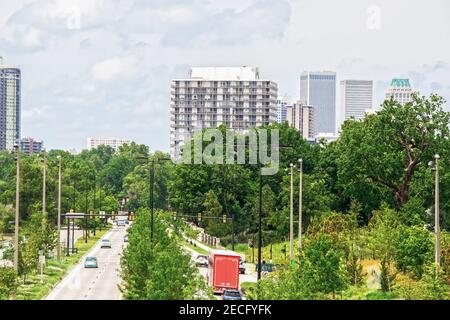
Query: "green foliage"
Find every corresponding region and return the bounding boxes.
[380,257,396,292]
[0,267,17,300]
[335,94,450,216]
[300,234,348,299]
[394,225,433,278]
[120,209,212,300]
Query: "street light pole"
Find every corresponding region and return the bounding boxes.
[298,159,303,251]
[13,143,20,274]
[434,154,440,268]
[41,149,46,214]
[150,160,155,242]
[57,156,62,260]
[289,163,294,261]
[257,161,262,281]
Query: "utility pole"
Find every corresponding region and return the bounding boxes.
[434,154,440,268]
[41,149,46,214]
[57,156,62,260]
[257,161,262,280]
[298,158,303,251]
[150,160,155,242]
[13,143,20,274]
[289,163,294,261]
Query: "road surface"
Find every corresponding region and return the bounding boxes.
[45,225,128,300]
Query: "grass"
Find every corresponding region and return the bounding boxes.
[181,239,209,255]
[226,240,295,265]
[15,227,111,300]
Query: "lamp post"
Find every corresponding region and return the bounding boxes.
[429,154,441,268]
[137,156,171,242]
[13,143,20,274]
[434,154,440,268]
[298,158,303,251]
[289,163,294,261]
[40,149,46,214]
[57,155,62,260]
[257,161,262,280]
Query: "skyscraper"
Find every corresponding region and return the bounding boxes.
[300,71,336,134]
[170,66,278,159]
[385,78,413,105]
[339,80,373,128]
[286,102,315,141]
[0,58,21,151]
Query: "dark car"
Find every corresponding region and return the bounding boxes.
[222,289,242,301]
[239,261,246,274]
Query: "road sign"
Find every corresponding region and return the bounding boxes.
[99,211,106,218]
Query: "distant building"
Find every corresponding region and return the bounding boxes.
[20,137,43,155]
[0,57,21,151]
[286,102,315,141]
[339,80,373,128]
[277,96,290,123]
[315,132,339,143]
[385,78,413,105]
[86,137,131,151]
[170,66,278,159]
[300,71,336,134]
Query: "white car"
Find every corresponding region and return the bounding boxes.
[100,239,111,248]
[195,255,208,267]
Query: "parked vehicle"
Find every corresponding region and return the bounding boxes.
[222,289,243,300]
[84,257,98,268]
[100,239,111,248]
[116,220,126,227]
[195,255,208,267]
[207,250,240,294]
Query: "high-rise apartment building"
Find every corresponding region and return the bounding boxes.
[339,80,373,128]
[170,66,278,159]
[86,137,131,151]
[286,102,315,141]
[277,96,290,123]
[20,137,43,155]
[385,78,413,105]
[0,57,21,151]
[300,71,336,134]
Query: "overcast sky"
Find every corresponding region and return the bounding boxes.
[0,0,449,152]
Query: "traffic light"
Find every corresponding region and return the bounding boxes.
[70,209,74,213]
[128,211,135,221]
[111,211,116,220]
[89,210,94,220]
[173,212,177,221]
[197,212,202,222]
[130,211,135,221]
[222,214,227,224]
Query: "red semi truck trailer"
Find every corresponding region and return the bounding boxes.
[207,250,240,294]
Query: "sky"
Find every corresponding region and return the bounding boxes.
[0,0,449,152]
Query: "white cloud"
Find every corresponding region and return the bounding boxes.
[91,56,136,81]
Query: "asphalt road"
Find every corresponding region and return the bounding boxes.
[45,225,128,300]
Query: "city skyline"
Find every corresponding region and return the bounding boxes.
[0,0,449,151]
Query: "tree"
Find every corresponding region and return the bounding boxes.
[336,94,450,211]
[300,234,347,299]
[395,225,433,278]
[0,267,17,300]
[120,209,210,300]
[202,190,224,236]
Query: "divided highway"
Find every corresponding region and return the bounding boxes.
[45,225,128,300]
